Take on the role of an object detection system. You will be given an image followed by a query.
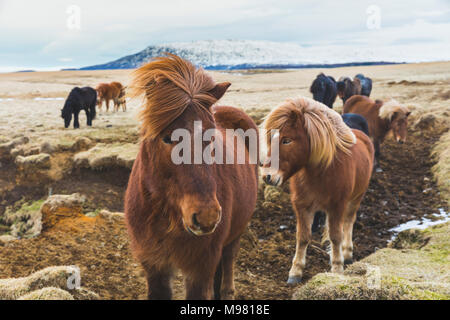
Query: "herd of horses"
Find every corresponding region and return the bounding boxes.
[60,82,127,128]
[58,54,411,300]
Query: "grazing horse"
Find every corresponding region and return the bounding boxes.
[343,95,410,160]
[355,74,372,97]
[261,97,374,284]
[96,82,125,112]
[310,73,338,108]
[337,77,362,104]
[61,87,97,129]
[342,113,370,136]
[124,54,258,300]
[110,81,127,112]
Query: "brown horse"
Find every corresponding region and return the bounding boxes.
[95,82,126,112]
[261,97,374,284]
[343,95,410,160]
[110,81,127,112]
[124,54,258,300]
[337,76,362,104]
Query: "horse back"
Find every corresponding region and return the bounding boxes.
[344,96,382,138]
[212,106,259,244]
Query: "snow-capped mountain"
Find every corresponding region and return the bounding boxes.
[81,40,450,70]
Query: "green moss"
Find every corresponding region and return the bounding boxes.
[294,223,450,300]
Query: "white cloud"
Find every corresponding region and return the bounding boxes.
[0,0,449,70]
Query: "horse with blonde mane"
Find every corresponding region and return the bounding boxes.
[124,54,258,300]
[343,95,410,161]
[261,97,374,284]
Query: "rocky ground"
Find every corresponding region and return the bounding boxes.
[0,62,449,299]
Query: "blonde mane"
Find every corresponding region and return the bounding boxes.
[128,54,218,139]
[265,97,356,168]
[379,99,410,120]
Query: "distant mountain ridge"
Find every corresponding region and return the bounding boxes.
[81,39,448,71]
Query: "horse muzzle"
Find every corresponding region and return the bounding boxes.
[181,197,222,236]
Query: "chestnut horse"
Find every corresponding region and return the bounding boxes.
[261,97,374,284]
[96,82,126,112]
[110,81,127,112]
[343,95,410,160]
[124,54,258,300]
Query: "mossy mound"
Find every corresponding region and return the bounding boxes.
[0,136,29,159]
[0,266,99,300]
[1,200,45,239]
[73,143,138,170]
[15,153,52,185]
[39,136,94,154]
[293,223,450,300]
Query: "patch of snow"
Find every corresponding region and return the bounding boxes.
[0,98,14,102]
[34,97,65,101]
[83,40,450,71]
[389,208,450,241]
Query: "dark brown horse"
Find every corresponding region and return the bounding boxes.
[124,54,258,300]
[337,76,362,104]
[261,97,374,284]
[343,95,410,160]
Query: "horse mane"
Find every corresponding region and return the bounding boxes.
[379,99,410,120]
[265,96,356,168]
[128,54,218,139]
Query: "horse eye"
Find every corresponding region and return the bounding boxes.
[162,135,173,144]
[282,138,292,145]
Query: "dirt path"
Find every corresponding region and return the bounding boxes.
[0,128,447,300]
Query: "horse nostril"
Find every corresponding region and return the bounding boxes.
[264,175,271,183]
[192,213,201,229]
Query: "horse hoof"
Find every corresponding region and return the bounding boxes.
[287,276,302,285]
[344,258,353,265]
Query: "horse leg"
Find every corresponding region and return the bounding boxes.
[185,271,215,300]
[219,237,240,299]
[142,263,173,300]
[342,198,362,265]
[213,259,223,300]
[74,112,80,129]
[106,99,110,112]
[374,140,381,161]
[327,207,345,274]
[85,109,92,126]
[288,206,314,285]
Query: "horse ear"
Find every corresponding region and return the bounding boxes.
[406,111,411,117]
[209,82,231,101]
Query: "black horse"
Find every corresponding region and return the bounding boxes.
[342,113,369,136]
[61,87,97,129]
[355,74,373,97]
[310,73,337,108]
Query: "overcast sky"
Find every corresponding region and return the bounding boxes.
[0,0,449,71]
